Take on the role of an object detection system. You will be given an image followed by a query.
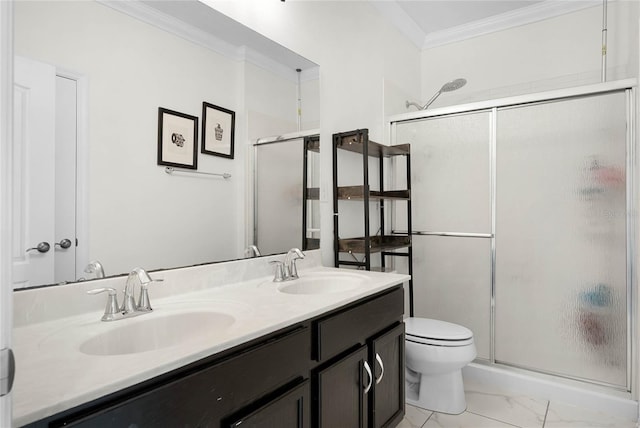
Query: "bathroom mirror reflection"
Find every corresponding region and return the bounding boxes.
[253,132,320,256]
[13,0,320,289]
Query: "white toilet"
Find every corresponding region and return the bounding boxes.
[405,317,477,414]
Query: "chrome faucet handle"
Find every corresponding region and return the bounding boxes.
[137,279,163,312]
[87,287,121,322]
[269,261,285,282]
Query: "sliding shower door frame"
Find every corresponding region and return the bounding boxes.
[389,79,637,394]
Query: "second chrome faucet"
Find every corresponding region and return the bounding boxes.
[88,267,163,322]
[270,248,305,282]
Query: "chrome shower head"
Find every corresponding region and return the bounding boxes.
[406,78,468,110]
[440,78,467,92]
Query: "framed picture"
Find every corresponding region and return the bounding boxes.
[157,107,198,169]
[202,102,235,159]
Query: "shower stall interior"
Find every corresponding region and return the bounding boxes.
[390,80,635,392]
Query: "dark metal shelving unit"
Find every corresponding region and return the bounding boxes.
[332,129,414,315]
[303,134,320,251]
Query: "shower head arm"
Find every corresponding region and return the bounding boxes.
[422,90,443,110]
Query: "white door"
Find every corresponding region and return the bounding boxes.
[13,58,80,288]
[12,56,56,288]
[54,76,77,283]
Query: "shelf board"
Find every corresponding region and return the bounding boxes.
[305,237,320,250]
[306,187,320,200]
[306,137,320,153]
[335,133,409,158]
[338,235,411,253]
[337,186,410,201]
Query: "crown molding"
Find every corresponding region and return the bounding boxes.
[422,0,601,49]
[97,1,316,83]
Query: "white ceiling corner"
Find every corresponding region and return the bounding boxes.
[371,0,602,50]
[369,1,426,49]
[97,0,317,83]
[421,0,601,49]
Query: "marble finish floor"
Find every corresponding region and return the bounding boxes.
[398,381,638,428]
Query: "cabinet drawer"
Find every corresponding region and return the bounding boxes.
[54,326,311,428]
[314,286,403,362]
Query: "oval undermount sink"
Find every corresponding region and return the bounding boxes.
[80,311,235,356]
[277,272,369,295]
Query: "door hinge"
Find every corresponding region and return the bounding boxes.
[0,348,15,396]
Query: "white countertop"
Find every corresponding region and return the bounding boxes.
[12,262,409,426]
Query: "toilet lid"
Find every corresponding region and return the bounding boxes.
[405,318,473,342]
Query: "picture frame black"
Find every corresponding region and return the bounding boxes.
[157,107,198,169]
[202,102,235,159]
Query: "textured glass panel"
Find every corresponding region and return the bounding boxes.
[306,148,320,242]
[255,139,304,255]
[495,92,627,387]
[412,236,491,359]
[395,111,491,233]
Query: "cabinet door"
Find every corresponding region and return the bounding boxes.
[317,345,369,428]
[228,381,310,428]
[370,323,405,428]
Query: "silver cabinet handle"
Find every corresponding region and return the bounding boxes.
[375,353,385,385]
[55,238,72,249]
[363,360,373,394]
[26,241,50,253]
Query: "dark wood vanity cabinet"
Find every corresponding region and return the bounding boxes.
[314,286,405,428]
[25,285,404,428]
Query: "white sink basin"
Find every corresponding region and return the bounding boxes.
[277,271,370,295]
[80,311,235,356]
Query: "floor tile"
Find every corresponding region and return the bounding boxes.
[464,381,548,428]
[423,411,520,428]
[397,404,433,428]
[544,401,637,428]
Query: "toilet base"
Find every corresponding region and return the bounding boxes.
[405,370,467,415]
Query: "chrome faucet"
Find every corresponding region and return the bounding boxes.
[84,260,105,278]
[245,245,262,258]
[284,248,305,280]
[271,248,305,282]
[88,267,162,321]
[121,268,149,314]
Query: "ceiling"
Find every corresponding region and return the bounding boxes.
[372,0,600,49]
[104,0,601,72]
[397,1,542,34]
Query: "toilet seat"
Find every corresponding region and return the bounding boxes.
[406,318,474,347]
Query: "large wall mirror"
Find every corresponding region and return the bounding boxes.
[13,0,320,289]
[253,132,320,256]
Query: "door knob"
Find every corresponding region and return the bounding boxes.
[55,238,72,249]
[26,242,50,253]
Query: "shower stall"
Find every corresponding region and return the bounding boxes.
[390,79,636,393]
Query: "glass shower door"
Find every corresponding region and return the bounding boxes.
[495,92,628,387]
[395,111,492,359]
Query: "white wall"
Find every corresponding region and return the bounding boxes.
[205,0,422,265]
[421,1,639,107]
[14,1,315,277]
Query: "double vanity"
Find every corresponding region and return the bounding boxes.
[12,250,409,427]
